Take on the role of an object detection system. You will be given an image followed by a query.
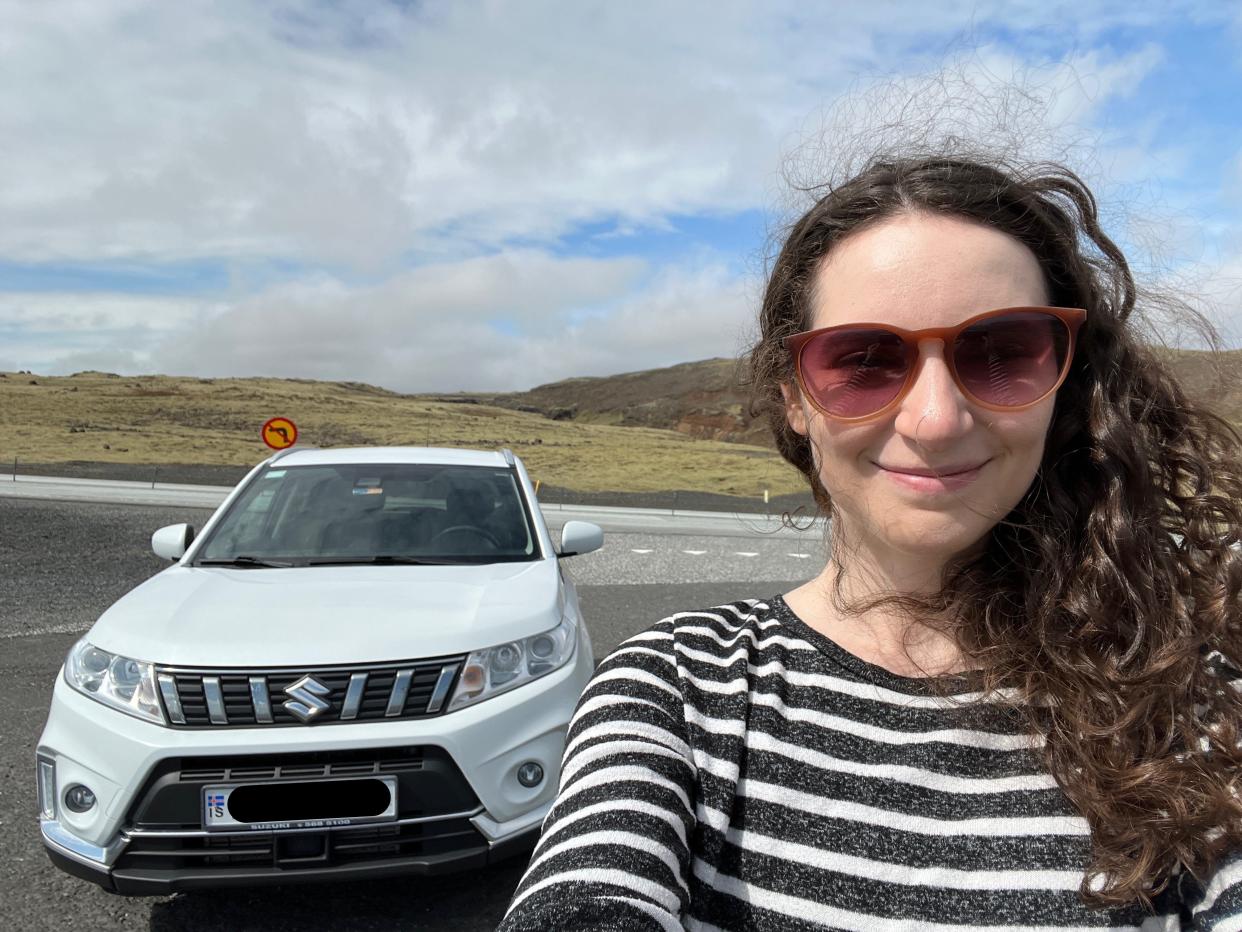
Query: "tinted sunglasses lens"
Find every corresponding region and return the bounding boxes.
[952,312,1070,407]
[800,328,910,417]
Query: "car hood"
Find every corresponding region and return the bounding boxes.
[87,560,565,667]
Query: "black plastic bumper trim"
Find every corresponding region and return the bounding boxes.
[44,825,539,897]
[45,847,116,893]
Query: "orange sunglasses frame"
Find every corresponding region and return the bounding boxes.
[784,305,1088,423]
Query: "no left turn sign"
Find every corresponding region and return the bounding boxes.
[261,417,298,450]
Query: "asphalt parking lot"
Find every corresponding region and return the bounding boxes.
[0,496,810,930]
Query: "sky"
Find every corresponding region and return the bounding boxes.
[2,0,1242,393]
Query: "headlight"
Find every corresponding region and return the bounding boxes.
[448,615,577,712]
[64,638,165,725]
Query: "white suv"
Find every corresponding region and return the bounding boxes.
[36,446,601,895]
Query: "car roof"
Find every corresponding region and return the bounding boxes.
[270,446,512,468]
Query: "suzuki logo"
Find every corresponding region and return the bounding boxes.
[282,675,331,723]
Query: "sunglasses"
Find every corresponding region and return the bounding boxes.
[784,306,1086,422]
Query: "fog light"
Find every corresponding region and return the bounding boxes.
[516,761,544,788]
[64,784,96,813]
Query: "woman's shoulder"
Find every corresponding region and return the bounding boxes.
[588,595,825,709]
[601,596,786,664]
[576,597,792,742]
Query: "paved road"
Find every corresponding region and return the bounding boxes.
[0,473,829,540]
[0,497,817,931]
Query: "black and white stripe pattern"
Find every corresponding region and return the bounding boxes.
[499,598,1242,931]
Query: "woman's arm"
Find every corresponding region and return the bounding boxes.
[498,622,697,931]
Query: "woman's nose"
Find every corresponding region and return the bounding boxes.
[891,341,975,448]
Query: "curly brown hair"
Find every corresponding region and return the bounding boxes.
[748,155,1242,908]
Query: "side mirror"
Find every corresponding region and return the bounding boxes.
[558,521,603,558]
[151,523,196,562]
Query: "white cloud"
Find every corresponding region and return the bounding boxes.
[1162,250,1242,347]
[0,0,1229,267]
[0,293,209,373]
[520,262,755,383]
[6,0,1242,386]
[0,293,205,333]
[21,251,745,391]
[779,43,1169,207]
[40,346,148,375]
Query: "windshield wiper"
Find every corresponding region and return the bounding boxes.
[197,556,295,569]
[307,555,463,566]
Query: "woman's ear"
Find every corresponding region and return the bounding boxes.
[780,382,809,436]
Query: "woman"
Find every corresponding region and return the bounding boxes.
[497,156,1242,930]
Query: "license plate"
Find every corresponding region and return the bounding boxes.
[202,775,398,831]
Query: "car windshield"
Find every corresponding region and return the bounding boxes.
[194,462,539,566]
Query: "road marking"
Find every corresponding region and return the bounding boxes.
[682,550,707,555]
[631,549,653,554]
[734,552,759,557]
[2,622,90,639]
[787,553,811,559]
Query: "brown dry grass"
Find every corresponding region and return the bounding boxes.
[5,347,1237,499]
[0,371,805,498]
[492,350,1242,445]
[1148,348,1242,425]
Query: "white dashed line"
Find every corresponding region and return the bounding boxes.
[787,553,811,559]
[734,552,759,557]
[682,550,707,555]
[630,549,653,554]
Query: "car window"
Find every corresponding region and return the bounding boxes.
[195,463,539,565]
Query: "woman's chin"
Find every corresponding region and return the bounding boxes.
[859,517,992,565]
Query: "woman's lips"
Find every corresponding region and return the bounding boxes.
[877,460,989,493]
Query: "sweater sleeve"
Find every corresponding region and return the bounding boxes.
[1182,654,1242,930]
[497,621,696,932]
[1182,851,1242,930]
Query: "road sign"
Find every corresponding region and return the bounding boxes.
[261,417,298,450]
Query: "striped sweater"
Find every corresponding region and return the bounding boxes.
[498,597,1242,931]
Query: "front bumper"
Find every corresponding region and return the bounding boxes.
[37,641,591,894]
[42,810,540,895]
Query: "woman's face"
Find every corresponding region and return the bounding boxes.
[783,212,1056,566]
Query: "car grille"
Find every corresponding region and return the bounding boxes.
[154,657,464,727]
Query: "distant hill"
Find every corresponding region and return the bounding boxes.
[473,357,770,445]
[0,369,804,500]
[4,346,1240,496]
[1150,347,1242,419]
[463,348,1242,444]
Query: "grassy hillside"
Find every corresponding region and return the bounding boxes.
[4,346,1238,500]
[0,370,804,499]
[1148,347,1242,423]
[484,349,1242,441]
[481,357,770,445]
